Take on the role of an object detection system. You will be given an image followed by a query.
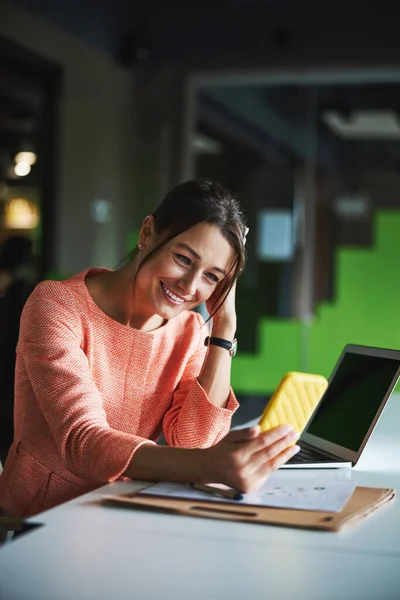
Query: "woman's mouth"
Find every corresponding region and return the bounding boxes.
[160,282,185,305]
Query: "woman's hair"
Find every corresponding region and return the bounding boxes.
[131,179,247,319]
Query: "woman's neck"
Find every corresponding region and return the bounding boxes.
[86,265,165,332]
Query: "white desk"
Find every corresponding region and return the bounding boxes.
[1,396,400,600]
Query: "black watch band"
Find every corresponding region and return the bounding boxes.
[204,336,238,357]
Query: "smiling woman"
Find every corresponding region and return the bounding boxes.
[128,221,235,330]
[0,179,299,518]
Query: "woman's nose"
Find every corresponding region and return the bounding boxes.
[178,272,198,296]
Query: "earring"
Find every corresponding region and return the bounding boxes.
[138,243,143,250]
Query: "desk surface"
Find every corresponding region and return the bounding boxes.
[1,396,400,600]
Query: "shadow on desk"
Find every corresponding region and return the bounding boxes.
[0,509,43,546]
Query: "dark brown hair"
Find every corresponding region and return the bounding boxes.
[130,179,247,319]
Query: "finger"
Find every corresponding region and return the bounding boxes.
[247,429,299,470]
[234,444,300,494]
[265,443,301,472]
[223,425,260,444]
[250,444,301,486]
[248,424,295,453]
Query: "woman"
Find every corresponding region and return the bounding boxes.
[0,180,299,517]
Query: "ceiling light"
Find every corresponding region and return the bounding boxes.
[14,162,31,177]
[322,110,400,139]
[15,151,37,166]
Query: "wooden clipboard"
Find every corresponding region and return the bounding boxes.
[102,486,395,532]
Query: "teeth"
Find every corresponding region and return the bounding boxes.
[161,283,185,304]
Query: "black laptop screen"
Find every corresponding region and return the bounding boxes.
[306,352,400,451]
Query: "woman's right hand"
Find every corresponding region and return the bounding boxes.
[202,425,300,494]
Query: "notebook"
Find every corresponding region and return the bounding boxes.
[280,344,400,469]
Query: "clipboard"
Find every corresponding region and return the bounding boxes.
[102,486,395,532]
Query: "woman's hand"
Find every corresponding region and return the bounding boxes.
[205,226,248,330]
[202,425,300,494]
[126,423,298,491]
[205,279,237,332]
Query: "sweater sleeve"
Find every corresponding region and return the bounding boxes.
[162,312,239,448]
[18,282,154,485]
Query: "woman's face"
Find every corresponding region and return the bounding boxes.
[133,221,235,322]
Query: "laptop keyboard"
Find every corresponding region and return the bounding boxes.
[287,445,338,464]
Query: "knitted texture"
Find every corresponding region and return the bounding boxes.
[0,268,238,517]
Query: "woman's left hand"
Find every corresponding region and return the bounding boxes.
[205,226,248,329]
[205,279,237,332]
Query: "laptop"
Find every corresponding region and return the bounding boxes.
[281,344,400,469]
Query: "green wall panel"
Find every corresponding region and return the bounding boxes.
[232,211,400,394]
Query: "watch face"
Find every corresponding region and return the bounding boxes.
[230,338,238,357]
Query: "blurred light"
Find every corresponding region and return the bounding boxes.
[334,194,371,220]
[192,133,222,154]
[4,198,39,229]
[15,151,37,166]
[91,198,112,224]
[257,210,294,261]
[14,162,31,177]
[323,110,400,139]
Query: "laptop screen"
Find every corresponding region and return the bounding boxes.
[305,350,400,452]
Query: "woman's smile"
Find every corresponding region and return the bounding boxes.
[160,281,186,305]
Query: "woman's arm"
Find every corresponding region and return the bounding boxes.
[125,424,300,494]
[198,227,248,409]
[197,279,238,408]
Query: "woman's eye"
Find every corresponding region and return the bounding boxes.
[206,272,219,284]
[175,253,191,266]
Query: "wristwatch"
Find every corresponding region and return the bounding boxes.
[204,336,238,358]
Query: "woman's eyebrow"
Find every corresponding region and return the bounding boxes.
[176,243,227,276]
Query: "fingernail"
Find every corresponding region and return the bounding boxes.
[291,445,300,454]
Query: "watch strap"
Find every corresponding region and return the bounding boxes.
[204,336,237,357]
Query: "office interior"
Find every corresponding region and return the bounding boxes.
[1,3,400,422]
[1,4,400,598]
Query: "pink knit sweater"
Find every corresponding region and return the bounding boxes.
[0,268,238,517]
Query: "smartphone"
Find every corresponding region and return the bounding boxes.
[258,371,328,440]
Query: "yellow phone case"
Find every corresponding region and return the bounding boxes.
[258,371,328,437]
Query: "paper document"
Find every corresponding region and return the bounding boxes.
[140,469,357,512]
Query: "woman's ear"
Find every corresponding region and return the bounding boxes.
[138,215,155,249]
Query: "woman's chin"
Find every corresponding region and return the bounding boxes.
[156,301,186,320]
